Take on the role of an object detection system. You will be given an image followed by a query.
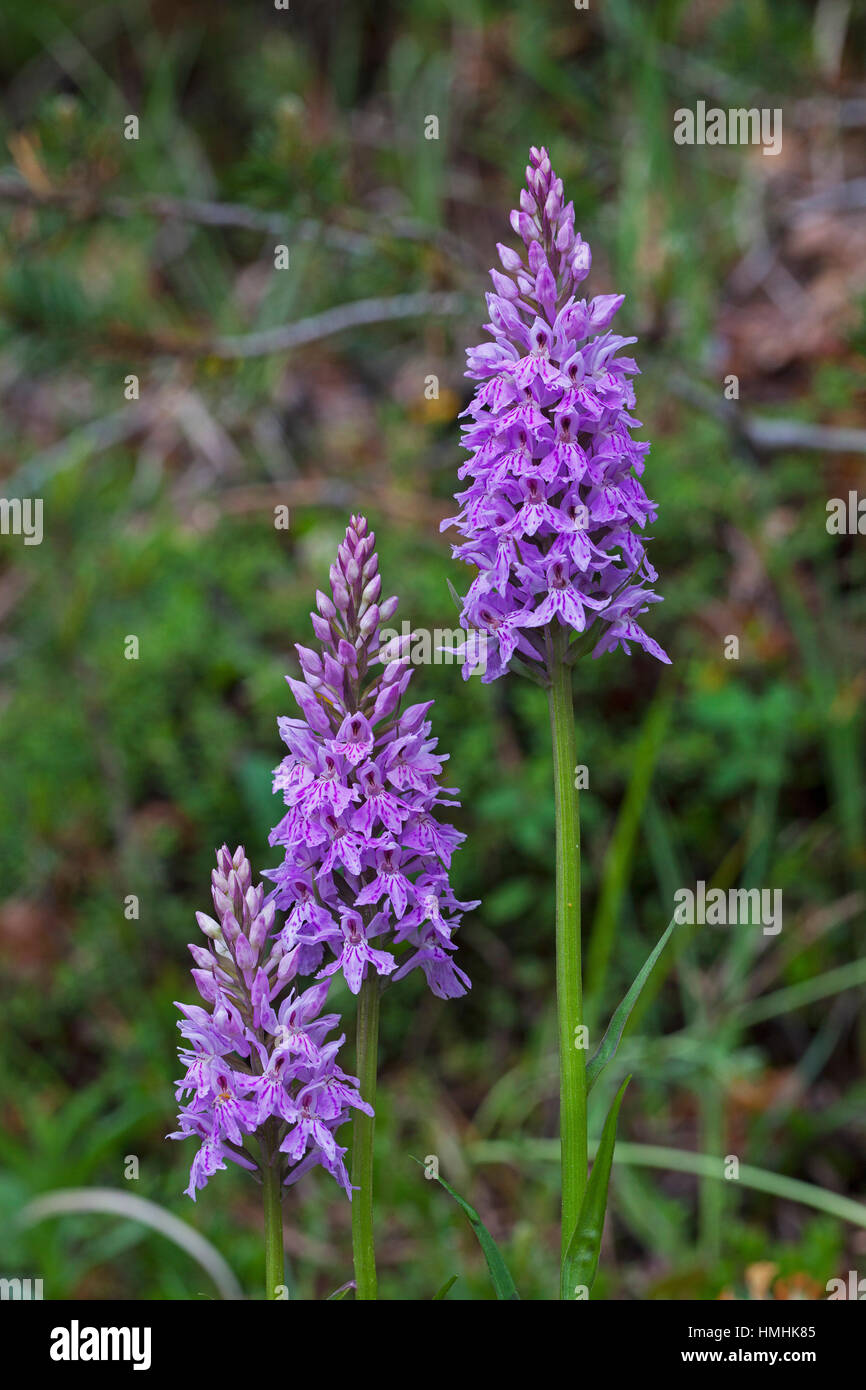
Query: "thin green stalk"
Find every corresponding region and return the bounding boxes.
[698,1083,724,1260]
[351,971,380,1299]
[260,1129,285,1300]
[547,644,587,1277]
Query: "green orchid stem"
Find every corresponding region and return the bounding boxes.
[547,643,588,1281]
[261,1137,285,1300]
[351,971,380,1300]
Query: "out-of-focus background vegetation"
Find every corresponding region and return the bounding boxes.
[0,0,864,1300]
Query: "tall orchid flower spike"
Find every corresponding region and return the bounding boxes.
[444,145,669,681]
[266,515,478,1299]
[169,845,369,1299]
[445,147,670,1297]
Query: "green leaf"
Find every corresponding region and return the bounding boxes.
[560,1076,631,1299]
[433,1274,459,1300]
[509,655,548,688]
[586,916,677,1094]
[414,1159,520,1300]
[445,577,463,613]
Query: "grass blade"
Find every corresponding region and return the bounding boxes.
[416,1161,519,1300]
[586,687,671,1018]
[561,1076,631,1299]
[469,1138,866,1232]
[587,918,677,1093]
[19,1188,243,1300]
[433,1274,459,1300]
[327,1281,355,1301]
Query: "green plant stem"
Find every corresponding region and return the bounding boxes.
[261,1134,284,1300]
[351,971,380,1300]
[698,1082,724,1260]
[547,646,587,1278]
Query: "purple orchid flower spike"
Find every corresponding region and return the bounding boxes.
[443,145,669,681]
[266,514,478,998]
[168,845,369,1207]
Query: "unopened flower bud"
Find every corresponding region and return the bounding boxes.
[497,242,522,271]
[331,576,350,613]
[490,270,518,300]
[316,589,336,620]
[337,640,357,674]
[311,613,332,643]
[371,682,401,722]
[359,604,380,639]
[188,942,214,970]
[234,933,256,972]
[296,645,323,678]
[361,574,382,607]
[249,899,276,951]
[196,911,223,941]
[379,595,399,623]
[510,209,536,242]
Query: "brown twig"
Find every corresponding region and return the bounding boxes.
[206,291,467,359]
[0,175,369,253]
[792,177,866,214]
[671,372,866,456]
[0,174,479,264]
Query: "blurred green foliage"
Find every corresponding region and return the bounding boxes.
[0,0,864,1299]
